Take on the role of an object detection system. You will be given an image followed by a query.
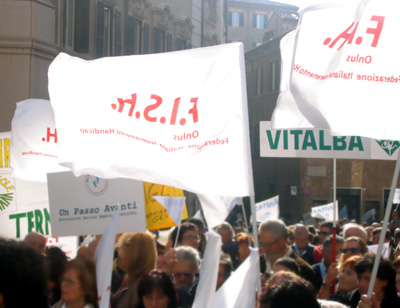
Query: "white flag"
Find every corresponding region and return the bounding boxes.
[197,195,238,228]
[11,99,68,182]
[48,43,254,197]
[393,189,400,204]
[94,204,120,308]
[153,196,185,227]
[368,242,390,260]
[311,201,339,221]
[255,195,279,222]
[213,247,259,308]
[272,1,400,140]
[192,229,222,308]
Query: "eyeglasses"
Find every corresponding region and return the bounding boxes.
[318,231,330,236]
[341,248,361,254]
[259,238,279,250]
[173,272,194,278]
[182,235,200,241]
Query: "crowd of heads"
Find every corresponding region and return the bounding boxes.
[2,209,400,308]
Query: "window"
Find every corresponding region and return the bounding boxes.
[96,2,114,57]
[269,61,279,92]
[167,33,173,52]
[228,12,244,27]
[177,37,187,51]
[62,0,90,53]
[255,67,263,96]
[253,14,268,29]
[143,23,149,54]
[154,27,166,53]
[125,16,142,55]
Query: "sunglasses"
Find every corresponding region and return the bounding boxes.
[341,248,361,254]
[318,231,330,236]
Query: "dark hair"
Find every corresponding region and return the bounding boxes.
[219,253,233,279]
[319,221,334,231]
[259,272,320,308]
[273,257,301,276]
[45,246,69,305]
[137,269,178,308]
[0,241,48,308]
[355,253,398,303]
[171,222,198,244]
[65,258,98,305]
[187,218,204,231]
[323,234,344,251]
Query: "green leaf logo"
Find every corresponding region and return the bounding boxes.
[376,140,400,156]
[0,193,13,211]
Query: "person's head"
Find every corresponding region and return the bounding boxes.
[355,253,397,302]
[187,218,205,237]
[216,253,233,290]
[395,229,400,246]
[236,232,254,263]
[87,236,101,260]
[392,256,400,294]
[287,227,295,245]
[273,257,300,276]
[365,226,373,242]
[172,246,200,288]
[337,255,360,293]
[171,223,200,250]
[258,271,320,308]
[318,221,334,244]
[137,269,177,308]
[24,231,46,254]
[343,223,367,241]
[372,227,391,245]
[341,236,367,262]
[215,222,235,245]
[293,224,309,246]
[232,220,244,235]
[322,235,344,267]
[61,257,97,306]
[45,246,69,305]
[117,232,157,281]
[0,241,48,308]
[259,219,288,262]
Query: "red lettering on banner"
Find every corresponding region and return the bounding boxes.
[144,94,163,123]
[111,94,137,117]
[42,128,58,143]
[323,15,385,50]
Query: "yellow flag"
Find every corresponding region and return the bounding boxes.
[144,182,188,230]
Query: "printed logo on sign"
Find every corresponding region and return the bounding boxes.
[0,174,16,212]
[376,140,400,157]
[85,175,109,196]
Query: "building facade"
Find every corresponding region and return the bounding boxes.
[227,0,298,51]
[0,0,226,133]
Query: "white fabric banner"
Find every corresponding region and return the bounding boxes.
[48,43,253,197]
[393,189,400,204]
[95,204,120,308]
[192,229,222,308]
[197,195,239,228]
[368,242,390,259]
[255,195,279,222]
[11,99,68,182]
[273,1,400,140]
[311,201,339,221]
[213,247,259,308]
[153,196,185,227]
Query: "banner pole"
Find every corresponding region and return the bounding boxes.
[368,152,400,298]
[250,194,262,294]
[239,201,252,247]
[332,159,337,294]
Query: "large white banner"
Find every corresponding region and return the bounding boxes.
[272,1,400,140]
[11,99,68,182]
[260,121,400,160]
[311,201,339,221]
[47,172,146,237]
[255,195,279,222]
[48,43,253,197]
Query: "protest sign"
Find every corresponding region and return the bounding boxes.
[0,132,11,171]
[47,172,146,237]
[143,182,188,230]
[255,196,279,222]
[0,174,51,239]
[11,99,68,182]
[311,201,338,221]
[261,121,400,160]
[48,43,253,197]
[272,1,400,140]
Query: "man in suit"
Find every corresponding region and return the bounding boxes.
[292,224,316,265]
[259,219,315,284]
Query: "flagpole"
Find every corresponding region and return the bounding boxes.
[239,201,252,247]
[332,158,337,294]
[368,152,400,298]
[250,194,262,294]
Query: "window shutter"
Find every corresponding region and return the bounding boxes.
[239,12,244,27]
[96,1,105,58]
[253,14,256,28]
[228,12,232,26]
[264,15,269,29]
[143,23,149,54]
[125,15,135,55]
[115,9,122,56]
[74,0,90,53]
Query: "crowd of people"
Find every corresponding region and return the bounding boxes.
[1,212,400,308]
